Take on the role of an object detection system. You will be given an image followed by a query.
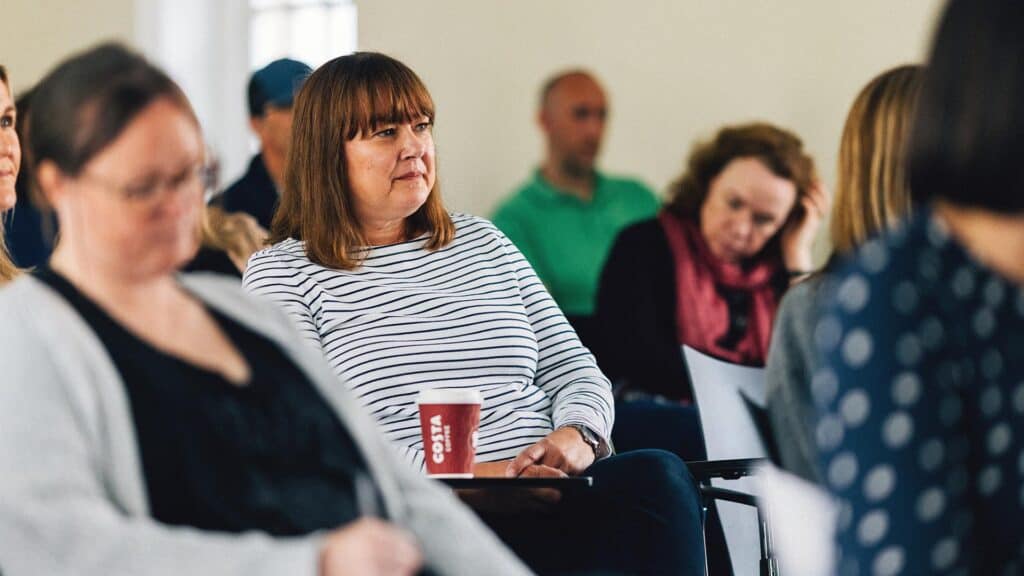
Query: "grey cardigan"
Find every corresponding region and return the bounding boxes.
[0,273,532,576]
[764,276,825,485]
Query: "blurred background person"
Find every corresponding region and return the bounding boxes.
[0,43,530,576]
[215,58,311,229]
[816,0,1024,571]
[766,64,922,485]
[184,205,268,278]
[3,86,58,269]
[0,64,20,283]
[492,70,659,350]
[595,122,826,460]
[245,51,706,576]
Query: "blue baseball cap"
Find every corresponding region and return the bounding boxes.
[247,58,313,117]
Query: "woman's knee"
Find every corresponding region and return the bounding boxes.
[593,449,702,510]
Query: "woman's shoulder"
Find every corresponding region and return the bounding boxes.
[613,216,665,247]
[450,212,498,232]
[243,238,330,284]
[247,238,308,267]
[774,275,828,337]
[605,217,669,261]
[448,212,512,245]
[0,275,51,331]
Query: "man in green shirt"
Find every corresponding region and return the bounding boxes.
[493,70,659,346]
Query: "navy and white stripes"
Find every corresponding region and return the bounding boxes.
[243,214,614,468]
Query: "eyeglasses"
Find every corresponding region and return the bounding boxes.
[79,160,220,206]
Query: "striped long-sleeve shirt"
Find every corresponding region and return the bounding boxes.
[243,214,614,468]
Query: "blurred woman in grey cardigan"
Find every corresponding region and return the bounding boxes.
[764,64,923,483]
[0,44,529,576]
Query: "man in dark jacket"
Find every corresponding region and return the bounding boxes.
[216,58,311,229]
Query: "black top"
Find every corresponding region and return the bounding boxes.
[215,153,279,230]
[4,183,55,268]
[33,267,377,536]
[593,218,786,402]
[183,246,243,278]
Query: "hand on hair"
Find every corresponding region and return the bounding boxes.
[781,179,830,273]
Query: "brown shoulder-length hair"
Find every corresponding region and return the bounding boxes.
[666,122,817,261]
[270,52,454,270]
[830,65,922,254]
[0,64,19,284]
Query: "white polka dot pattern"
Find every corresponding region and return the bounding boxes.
[814,210,1024,574]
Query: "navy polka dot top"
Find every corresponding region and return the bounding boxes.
[814,207,1024,575]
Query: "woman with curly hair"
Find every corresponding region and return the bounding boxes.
[595,122,826,458]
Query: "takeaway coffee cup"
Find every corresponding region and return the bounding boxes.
[416,388,482,478]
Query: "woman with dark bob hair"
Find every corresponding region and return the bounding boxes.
[0,44,532,576]
[594,122,826,458]
[814,0,1024,572]
[244,51,706,575]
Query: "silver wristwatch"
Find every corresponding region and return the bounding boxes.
[567,424,610,460]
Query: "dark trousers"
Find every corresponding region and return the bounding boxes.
[612,400,733,576]
[611,400,706,461]
[480,450,706,575]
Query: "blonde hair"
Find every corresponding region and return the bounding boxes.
[0,222,16,284]
[271,52,454,270]
[830,65,923,254]
[0,65,19,283]
[200,206,267,272]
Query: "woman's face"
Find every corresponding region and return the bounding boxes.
[343,115,436,230]
[55,98,205,280]
[699,156,798,263]
[0,81,20,212]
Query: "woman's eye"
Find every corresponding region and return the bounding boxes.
[415,122,433,132]
[374,127,396,138]
[123,184,155,200]
[0,115,13,129]
[170,170,193,188]
[727,198,743,210]
[754,216,775,227]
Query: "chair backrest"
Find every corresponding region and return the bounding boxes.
[683,345,769,576]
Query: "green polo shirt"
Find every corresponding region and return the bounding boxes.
[492,170,660,316]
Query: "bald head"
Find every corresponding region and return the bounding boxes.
[539,71,608,178]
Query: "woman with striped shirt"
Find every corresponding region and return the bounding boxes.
[244,52,706,575]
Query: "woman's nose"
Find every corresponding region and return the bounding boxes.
[399,126,427,159]
[731,214,753,240]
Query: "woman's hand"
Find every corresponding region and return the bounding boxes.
[505,427,596,477]
[473,459,567,478]
[780,180,830,273]
[320,518,423,576]
[464,460,565,512]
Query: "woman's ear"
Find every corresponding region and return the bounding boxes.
[34,160,67,211]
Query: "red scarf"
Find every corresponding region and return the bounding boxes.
[658,211,780,366]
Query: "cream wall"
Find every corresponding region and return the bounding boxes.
[357,0,942,242]
[1,0,136,93]
[3,0,942,253]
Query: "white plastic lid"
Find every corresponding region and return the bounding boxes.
[416,388,483,405]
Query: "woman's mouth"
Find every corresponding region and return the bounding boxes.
[395,170,422,181]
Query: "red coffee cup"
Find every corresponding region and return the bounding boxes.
[416,389,482,478]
